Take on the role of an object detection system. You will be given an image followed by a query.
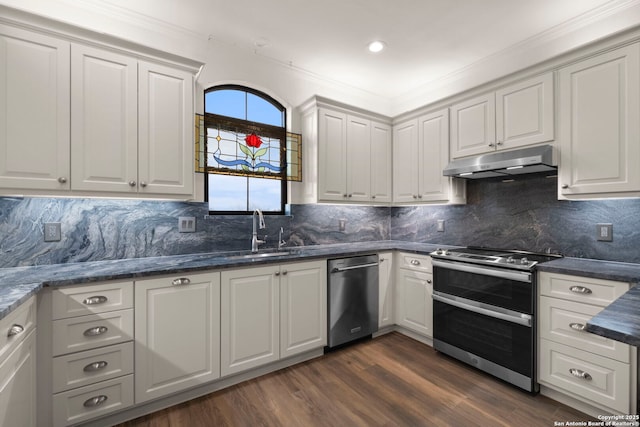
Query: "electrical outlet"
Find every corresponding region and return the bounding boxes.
[437,219,445,232]
[339,219,346,232]
[44,222,61,242]
[597,223,613,242]
[178,216,196,233]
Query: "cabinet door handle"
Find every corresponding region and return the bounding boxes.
[58,177,67,184]
[83,296,108,305]
[83,326,108,337]
[410,259,421,266]
[561,184,569,189]
[83,395,108,408]
[282,270,288,275]
[172,278,191,286]
[128,180,137,187]
[140,181,147,187]
[426,279,432,284]
[7,324,24,337]
[496,141,503,146]
[275,271,280,276]
[83,361,108,372]
[569,368,592,381]
[488,143,495,147]
[569,285,592,294]
[569,322,586,332]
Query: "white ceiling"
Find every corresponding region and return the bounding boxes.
[33,0,634,102]
[147,0,626,99]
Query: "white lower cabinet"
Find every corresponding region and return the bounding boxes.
[394,253,433,337]
[134,272,221,404]
[378,252,394,328]
[221,260,326,377]
[538,272,636,415]
[0,297,37,427]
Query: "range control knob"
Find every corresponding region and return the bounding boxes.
[506,257,516,264]
[435,248,444,255]
[520,257,529,265]
[444,250,451,255]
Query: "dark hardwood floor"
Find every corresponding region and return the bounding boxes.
[118,332,592,426]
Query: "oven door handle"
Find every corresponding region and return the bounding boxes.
[432,291,532,327]
[431,259,531,283]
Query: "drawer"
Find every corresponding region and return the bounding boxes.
[539,296,631,363]
[52,374,133,427]
[539,339,632,414]
[52,309,133,356]
[0,296,36,360]
[52,342,134,393]
[52,281,133,320]
[397,252,432,272]
[539,272,629,307]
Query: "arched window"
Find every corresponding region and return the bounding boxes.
[204,85,287,214]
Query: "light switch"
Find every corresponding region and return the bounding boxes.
[178,216,196,233]
[437,219,445,232]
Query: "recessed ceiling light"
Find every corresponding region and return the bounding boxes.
[368,40,386,53]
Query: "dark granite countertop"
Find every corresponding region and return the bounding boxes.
[538,257,640,347]
[0,241,444,320]
[3,243,639,348]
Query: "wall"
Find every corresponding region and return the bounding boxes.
[2,173,639,268]
[392,174,640,263]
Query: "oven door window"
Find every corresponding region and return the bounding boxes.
[433,301,533,377]
[433,266,532,314]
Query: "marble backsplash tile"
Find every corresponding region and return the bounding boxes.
[1,173,639,267]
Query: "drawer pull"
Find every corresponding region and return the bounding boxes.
[7,324,24,337]
[83,361,108,372]
[569,286,592,294]
[83,296,108,305]
[569,322,586,332]
[83,326,108,337]
[172,278,191,286]
[410,259,421,266]
[569,368,592,381]
[83,395,108,408]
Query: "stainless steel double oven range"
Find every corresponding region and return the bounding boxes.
[430,247,562,393]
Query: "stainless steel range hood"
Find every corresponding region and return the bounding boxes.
[443,145,556,179]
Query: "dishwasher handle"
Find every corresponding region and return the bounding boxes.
[331,262,379,273]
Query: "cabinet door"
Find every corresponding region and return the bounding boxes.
[0,330,36,427]
[450,93,496,158]
[395,269,432,337]
[280,261,326,358]
[346,115,371,202]
[318,108,347,201]
[0,25,70,191]
[135,272,220,403]
[71,44,138,193]
[496,73,554,150]
[392,119,419,203]
[138,61,194,196]
[378,252,394,328]
[221,266,279,376]
[418,109,451,202]
[370,121,392,202]
[558,43,640,198]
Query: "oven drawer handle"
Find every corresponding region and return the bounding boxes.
[569,368,592,381]
[432,292,532,327]
[331,262,379,273]
[431,260,531,283]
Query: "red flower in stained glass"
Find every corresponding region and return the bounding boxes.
[245,133,262,148]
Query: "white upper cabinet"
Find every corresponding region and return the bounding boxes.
[71,45,138,193]
[393,109,466,204]
[558,43,640,199]
[0,18,199,199]
[138,61,194,196]
[451,73,554,159]
[0,25,70,191]
[310,100,392,204]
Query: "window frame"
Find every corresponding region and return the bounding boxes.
[204,85,288,215]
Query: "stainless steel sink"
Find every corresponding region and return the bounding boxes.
[226,251,292,260]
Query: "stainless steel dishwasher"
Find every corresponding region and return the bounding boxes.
[327,254,379,348]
